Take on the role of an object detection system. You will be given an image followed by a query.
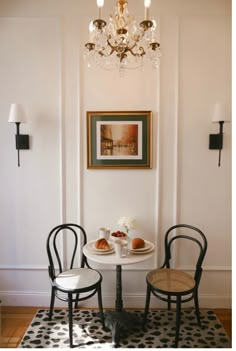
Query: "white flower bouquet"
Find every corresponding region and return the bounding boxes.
[117,216,136,233]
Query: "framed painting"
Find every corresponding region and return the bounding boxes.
[87,111,152,169]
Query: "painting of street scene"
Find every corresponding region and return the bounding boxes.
[100,123,138,157]
[87,111,151,168]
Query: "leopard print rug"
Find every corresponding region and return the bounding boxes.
[19,309,231,348]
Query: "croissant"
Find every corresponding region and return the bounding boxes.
[132,237,145,249]
[95,238,110,250]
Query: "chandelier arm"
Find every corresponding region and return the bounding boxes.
[98,50,105,57]
[106,39,146,59]
[127,46,146,58]
[98,45,114,57]
[107,40,118,55]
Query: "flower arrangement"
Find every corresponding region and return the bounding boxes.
[117,216,136,234]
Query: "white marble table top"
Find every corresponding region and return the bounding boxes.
[83,240,154,266]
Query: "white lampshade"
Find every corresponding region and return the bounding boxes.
[212,103,231,123]
[8,103,27,123]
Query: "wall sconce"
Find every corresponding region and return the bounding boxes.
[209,103,230,167]
[8,103,29,167]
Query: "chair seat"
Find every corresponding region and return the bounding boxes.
[55,268,101,291]
[147,268,195,294]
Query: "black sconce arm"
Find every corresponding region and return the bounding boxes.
[209,121,224,167]
[15,122,30,167]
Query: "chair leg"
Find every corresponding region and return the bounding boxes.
[194,290,201,326]
[175,296,181,348]
[97,285,105,328]
[143,284,151,328]
[49,287,56,320]
[68,293,73,348]
[167,295,171,310]
[74,293,79,309]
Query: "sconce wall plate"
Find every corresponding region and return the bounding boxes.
[209,134,223,150]
[16,134,29,150]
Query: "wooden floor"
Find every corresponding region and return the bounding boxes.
[0,306,232,348]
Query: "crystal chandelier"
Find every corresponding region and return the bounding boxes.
[84,0,161,74]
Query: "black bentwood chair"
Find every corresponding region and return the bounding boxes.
[143,224,207,348]
[46,223,105,348]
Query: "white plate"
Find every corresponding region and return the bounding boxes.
[87,240,114,253]
[129,246,154,255]
[90,248,115,255]
[129,240,154,252]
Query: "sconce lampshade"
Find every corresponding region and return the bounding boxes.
[212,103,231,123]
[8,103,27,123]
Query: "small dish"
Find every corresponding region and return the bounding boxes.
[110,231,128,241]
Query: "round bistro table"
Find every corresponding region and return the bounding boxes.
[83,242,154,346]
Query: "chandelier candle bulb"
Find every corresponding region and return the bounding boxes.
[97,7,101,19]
[97,0,104,19]
[89,22,94,43]
[144,0,151,20]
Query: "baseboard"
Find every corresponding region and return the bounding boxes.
[0,291,231,309]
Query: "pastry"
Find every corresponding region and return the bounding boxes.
[95,238,110,250]
[132,237,145,249]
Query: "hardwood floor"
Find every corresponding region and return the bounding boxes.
[0,306,232,348]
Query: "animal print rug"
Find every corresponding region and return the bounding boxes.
[19,309,231,348]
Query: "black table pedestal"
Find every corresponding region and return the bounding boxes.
[104,310,141,346]
[104,265,141,346]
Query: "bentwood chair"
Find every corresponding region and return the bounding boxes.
[46,223,105,348]
[143,224,207,348]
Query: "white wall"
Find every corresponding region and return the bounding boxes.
[0,0,231,308]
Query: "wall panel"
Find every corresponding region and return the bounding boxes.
[0,0,232,309]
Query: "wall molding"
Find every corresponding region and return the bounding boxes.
[0,265,231,271]
[176,265,232,272]
[0,290,231,309]
[0,265,48,271]
[0,265,155,272]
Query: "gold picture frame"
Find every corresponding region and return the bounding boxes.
[87,111,152,169]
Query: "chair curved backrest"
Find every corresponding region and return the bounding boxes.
[46,223,88,282]
[46,223,105,348]
[162,224,208,287]
[144,224,208,348]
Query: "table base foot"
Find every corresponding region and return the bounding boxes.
[104,310,141,347]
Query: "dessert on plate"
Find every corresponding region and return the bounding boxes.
[132,237,145,249]
[95,238,110,250]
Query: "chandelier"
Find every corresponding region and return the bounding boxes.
[84,0,161,74]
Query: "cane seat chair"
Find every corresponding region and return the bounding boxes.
[46,223,105,348]
[143,224,207,347]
